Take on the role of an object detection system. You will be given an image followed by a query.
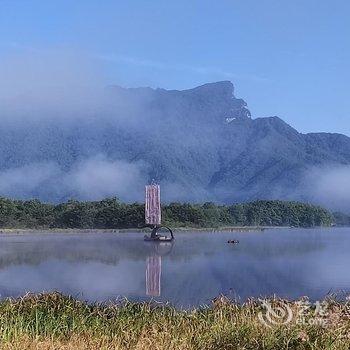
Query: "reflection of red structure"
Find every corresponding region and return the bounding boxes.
[145,185,161,225]
[145,255,162,297]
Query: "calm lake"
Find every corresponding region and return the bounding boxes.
[0,228,349,307]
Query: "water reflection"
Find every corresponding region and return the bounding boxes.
[146,255,161,296]
[0,229,348,307]
[145,242,173,297]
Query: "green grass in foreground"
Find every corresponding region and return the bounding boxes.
[0,293,349,349]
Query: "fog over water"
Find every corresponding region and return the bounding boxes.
[0,229,349,307]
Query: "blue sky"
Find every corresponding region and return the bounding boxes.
[0,0,349,135]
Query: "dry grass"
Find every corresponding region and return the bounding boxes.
[0,293,349,349]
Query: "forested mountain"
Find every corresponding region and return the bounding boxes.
[0,81,349,205]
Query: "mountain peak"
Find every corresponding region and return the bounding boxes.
[180,81,250,120]
[184,81,234,97]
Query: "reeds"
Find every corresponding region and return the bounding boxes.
[0,293,348,349]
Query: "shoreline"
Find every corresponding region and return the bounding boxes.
[0,226,298,234]
[0,225,344,235]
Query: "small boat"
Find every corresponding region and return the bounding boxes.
[227,239,239,244]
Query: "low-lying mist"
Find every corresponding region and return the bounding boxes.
[305,166,350,213]
[0,156,148,203]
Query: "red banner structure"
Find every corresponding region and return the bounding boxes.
[145,185,161,225]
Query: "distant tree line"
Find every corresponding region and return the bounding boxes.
[0,197,335,229]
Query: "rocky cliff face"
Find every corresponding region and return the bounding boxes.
[0,81,349,205]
